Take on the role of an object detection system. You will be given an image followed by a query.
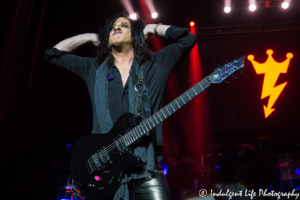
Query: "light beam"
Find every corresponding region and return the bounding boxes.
[249,0,257,11]
[224,0,232,13]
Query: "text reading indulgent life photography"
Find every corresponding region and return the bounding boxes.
[198,189,300,199]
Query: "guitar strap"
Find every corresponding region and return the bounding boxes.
[135,64,145,117]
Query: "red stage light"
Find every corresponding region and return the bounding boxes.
[258,137,269,139]
[190,22,195,26]
[188,24,210,159]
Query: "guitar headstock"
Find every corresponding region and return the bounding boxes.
[208,55,245,84]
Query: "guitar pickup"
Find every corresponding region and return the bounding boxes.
[100,146,110,163]
[115,137,127,153]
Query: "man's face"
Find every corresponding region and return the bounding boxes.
[109,17,132,48]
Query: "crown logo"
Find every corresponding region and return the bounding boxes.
[248,49,293,118]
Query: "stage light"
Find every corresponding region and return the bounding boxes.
[120,0,134,17]
[282,2,289,9]
[190,21,195,26]
[129,13,137,20]
[144,0,157,20]
[151,12,158,19]
[249,4,256,11]
[160,162,168,175]
[224,0,232,13]
[224,6,231,13]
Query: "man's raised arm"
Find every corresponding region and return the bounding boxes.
[45,33,99,78]
[54,33,99,52]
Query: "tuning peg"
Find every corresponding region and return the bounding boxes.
[225,80,229,84]
[213,60,219,68]
[222,56,228,64]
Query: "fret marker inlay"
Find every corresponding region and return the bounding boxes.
[166,108,171,115]
[171,104,176,112]
[187,93,191,100]
[192,88,197,95]
[180,96,186,104]
[175,100,180,108]
[198,83,204,91]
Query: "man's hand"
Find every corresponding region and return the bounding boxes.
[143,24,153,40]
[89,33,100,46]
[143,24,170,40]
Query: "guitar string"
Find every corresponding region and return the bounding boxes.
[101,67,219,154]
[91,76,212,164]
[90,64,241,169]
[91,68,222,164]
[90,63,238,165]
[88,87,204,170]
[89,80,209,167]
[90,61,242,165]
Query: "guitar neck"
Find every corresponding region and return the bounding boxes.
[123,76,211,144]
[98,55,244,162]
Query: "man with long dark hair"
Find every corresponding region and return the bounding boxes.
[45,13,196,200]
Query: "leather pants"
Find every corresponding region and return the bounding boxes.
[130,167,172,200]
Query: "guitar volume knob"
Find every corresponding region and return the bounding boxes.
[98,187,105,191]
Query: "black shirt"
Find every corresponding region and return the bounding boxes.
[45,26,197,141]
[107,64,130,125]
[45,26,197,198]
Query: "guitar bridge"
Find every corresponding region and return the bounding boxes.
[85,160,93,174]
[86,153,103,173]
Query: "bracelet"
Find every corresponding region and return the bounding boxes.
[153,23,162,37]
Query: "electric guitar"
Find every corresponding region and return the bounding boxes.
[70,56,245,199]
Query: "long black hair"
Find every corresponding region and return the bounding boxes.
[96,12,152,65]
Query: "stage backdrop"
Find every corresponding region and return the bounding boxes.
[162,33,300,156]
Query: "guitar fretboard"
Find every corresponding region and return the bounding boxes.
[121,77,211,146]
[92,55,244,165]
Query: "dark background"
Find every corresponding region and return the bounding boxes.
[1,0,300,199]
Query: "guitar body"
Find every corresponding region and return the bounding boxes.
[71,112,143,200]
